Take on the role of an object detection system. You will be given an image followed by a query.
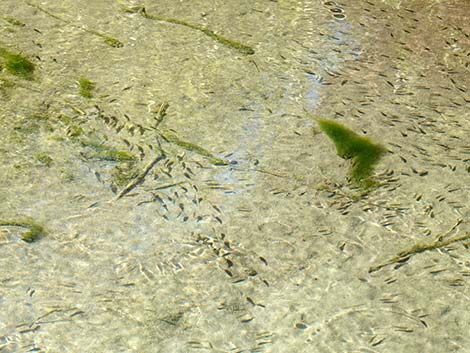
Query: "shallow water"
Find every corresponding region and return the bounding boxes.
[1,0,469,352]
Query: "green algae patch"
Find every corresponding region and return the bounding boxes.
[0,47,35,80]
[316,119,386,185]
[78,77,95,98]
[0,219,46,243]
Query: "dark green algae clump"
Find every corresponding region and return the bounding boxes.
[0,47,35,80]
[316,118,386,185]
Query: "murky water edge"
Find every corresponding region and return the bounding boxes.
[1,0,469,352]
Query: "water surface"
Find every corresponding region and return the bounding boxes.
[1,0,469,352]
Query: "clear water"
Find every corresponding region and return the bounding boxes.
[1,0,469,352]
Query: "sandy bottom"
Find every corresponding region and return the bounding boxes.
[1,0,469,352]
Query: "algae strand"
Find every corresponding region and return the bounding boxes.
[160,132,229,165]
[369,232,470,273]
[25,1,123,47]
[124,6,254,55]
[0,219,46,242]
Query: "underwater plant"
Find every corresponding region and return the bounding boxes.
[35,152,53,167]
[0,219,46,242]
[316,118,386,185]
[78,77,95,98]
[77,137,136,162]
[123,6,255,55]
[0,47,35,79]
[25,2,123,47]
[161,132,229,165]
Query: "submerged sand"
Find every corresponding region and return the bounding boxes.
[1,0,469,352]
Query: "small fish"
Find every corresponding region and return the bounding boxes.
[371,337,386,347]
[232,278,246,284]
[240,316,254,323]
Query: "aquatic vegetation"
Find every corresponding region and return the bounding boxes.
[0,219,46,242]
[0,77,14,87]
[0,47,35,79]
[25,1,123,48]
[78,77,95,98]
[35,152,53,167]
[111,162,140,187]
[113,154,166,200]
[92,148,135,162]
[101,35,124,48]
[0,77,14,96]
[66,124,85,137]
[316,119,386,185]
[54,102,229,201]
[77,138,136,162]
[13,114,52,135]
[370,229,470,273]
[123,6,255,55]
[59,167,75,182]
[161,132,229,165]
[2,16,26,27]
